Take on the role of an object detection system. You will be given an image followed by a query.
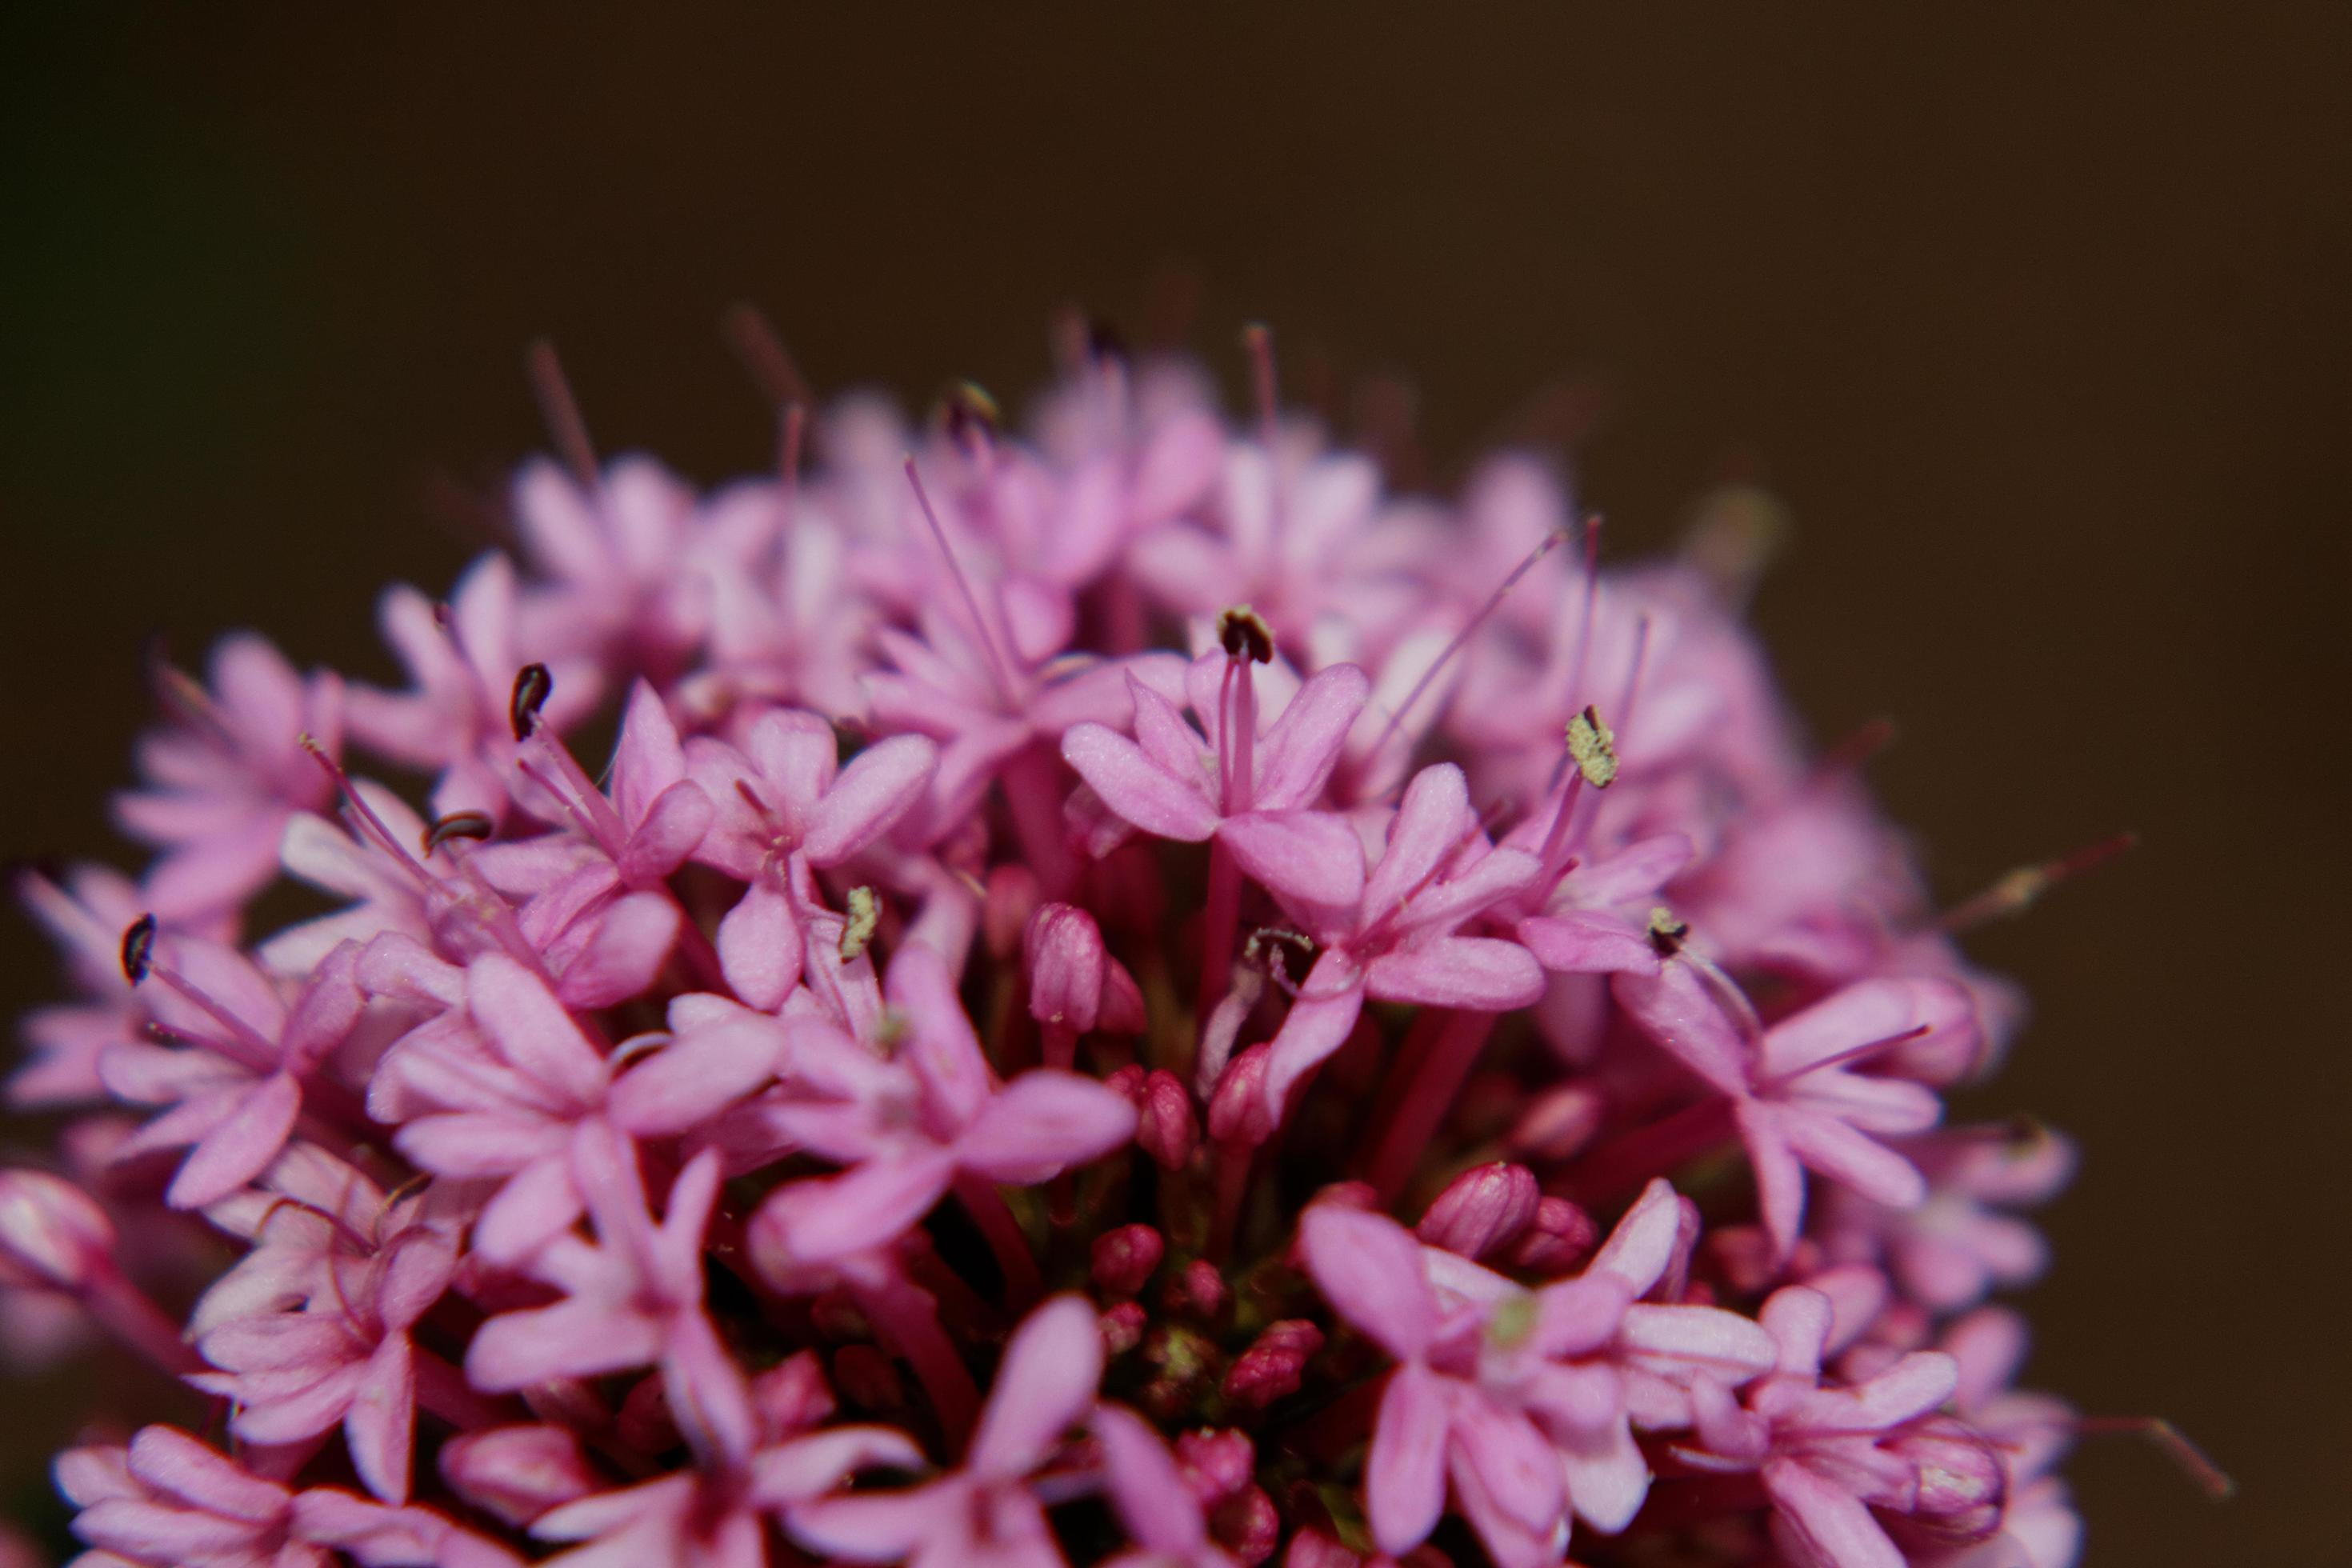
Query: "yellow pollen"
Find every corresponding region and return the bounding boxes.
[1566,706,1618,789]
[840,886,880,962]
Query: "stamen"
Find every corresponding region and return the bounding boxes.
[1938,833,2138,933]
[1566,706,1618,790]
[839,887,881,962]
[1241,322,1278,460]
[1646,907,1688,958]
[1755,1023,1934,1089]
[2067,1417,2235,1500]
[1366,526,1571,780]
[509,663,553,742]
[299,735,433,888]
[1217,605,1274,665]
[902,458,1018,704]
[524,340,600,494]
[720,302,817,411]
[942,381,1001,458]
[778,401,807,494]
[423,811,496,854]
[120,914,157,985]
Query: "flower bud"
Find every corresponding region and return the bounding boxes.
[1416,1162,1539,1259]
[438,1425,598,1529]
[1164,1257,1230,1323]
[1175,1427,1255,1504]
[749,1350,834,1437]
[1137,1070,1199,1170]
[1026,902,1108,1032]
[1506,1083,1606,1162]
[1214,1485,1282,1564]
[1090,1223,1166,1297]
[1284,1528,1366,1568]
[0,1170,114,1291]
[1222,1318,1323,1410]
[1504,1196,1600,1274]
[1099,1300,1148,1355]
[1207,1043,1275,1147]
[1882,1418,2007,1549]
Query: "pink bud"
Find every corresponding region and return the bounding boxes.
[1415,1162,1540,1259]
[1284,1527,1366,1568]
[1138,1070,1199,1170]
[0,1170,114,1291]
[1175,1427,1255,1503]
[1207,1043,1275,1146]
[1091,1223,1166,1297]
[1104,1062,1148,1103]
[1222,1318,1323,1409]
[1026,902,1109,1032]
[1506,1082,1606,1162]
[1214,1485,1282,1564]
[749,1350,834,1437]
[1504,1196,1600,1274]
[438,1425,598,1529]
[1163,1258,1230,1323]
[1100,1300,1148,1355]
[1882,1418,2008,1549]
[983,864,1042,961]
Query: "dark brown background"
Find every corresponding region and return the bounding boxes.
[3,6,2343,1563]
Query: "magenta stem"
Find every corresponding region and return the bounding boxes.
[952,1174,1044,1307]
[1194,836,1243,1049]
[854,1273,980,1450]
[1559,1095,1736,1202]
[1362,1010,1499,1202]
[1039,1021,1078,1074]
[414,1344,513,1431]
[1001,744,1076,898]
[85,1268,202,1378]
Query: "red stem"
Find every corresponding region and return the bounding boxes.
[1362,1010,1499,1202]
[953,1174,1044,1308]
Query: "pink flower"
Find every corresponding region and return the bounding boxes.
[787,1293,1104,1566]
[115,633,342,922]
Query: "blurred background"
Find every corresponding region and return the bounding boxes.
[3,6,2343,1562]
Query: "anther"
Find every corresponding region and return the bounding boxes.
[510,664,553,742]
[1566,706,1618,789]
[424,812,496,854]
[942,382,1001,451]
[839,887,880,962]
[120,914,158,986]
[1939,833,2138,933]
[1218,605,1274,665]
[1646,907,1688,957]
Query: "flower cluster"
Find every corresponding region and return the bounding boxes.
[6,329,2102,1567]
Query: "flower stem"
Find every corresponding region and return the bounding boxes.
[952,1174,1043,1307]
[854,1272,979,1450]
[1361,1009,1498,1203]
[1194,836,1243,1052]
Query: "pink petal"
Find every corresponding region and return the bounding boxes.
[609,1018,785,1137]
[1060,723,1221,841]
[1093,1403,1206,1555]
[1560,1414,1651,1532]
[345,1333,416,1504]
[717,877,802,1012]
[1364,936,1543,1011]
[610,682,686,828]
[1613,961,1752,1096]
[618,781,714,884]
[663,1309,758,1470]
[1518,911,1661,976]
[1450,1398,1564,1538]
[786,1478,966,1562]
[1362,763,1473,920]
[754,1150,956,1268]
[1761,1458,1906,1568]
[167,1071,302,1210]
[1792,1351,1959,1434]
[466,955,609,1112]
[886,942,992,1132]
[1217,810,1365,910]
[1588,1178,1686,1296]
[466,1298,663,1392]
[470,1154,585,1267]
[1254,663,1370,810]
[1366,1359,1450,1555]
[955,1072,1138,1184]
[806,735,939,866]
[1298,1206,1438,1358]
[126,1425,289,1518]
[1780,1110,1927,1210]
[1618,1304,1781,1382]
[1258,950,1365,1118]
[395,1113,567,1178]
[748,1426,928,1508]
[1738,1101,1810,1263]
[968,1294,1105,1479]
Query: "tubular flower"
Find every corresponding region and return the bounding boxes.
[4,323,2141,1566]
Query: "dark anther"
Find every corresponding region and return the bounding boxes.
[424,811,495,854]
[121,914,158,985]
[942,381,1001,446]
[1646,907,1689,958]
[1218,606,1274,664]
[510,663,554,741]
[1243,926,1316,989]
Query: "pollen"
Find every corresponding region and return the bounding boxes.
[1566,705,1618,788]
[839,886,881,962]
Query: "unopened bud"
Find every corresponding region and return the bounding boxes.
[1175,1427,1256,1504]
[1138,1070,1199,1170]
[1100,1300,1148,1355]
[1284,1528,1366,1568]
[1026,902,1108,1032]
[1214,1485,1282,1565]
[1883,1418,2007,1549]
[1222,1319,1323,1410]
[1090,1224,1166,1297]
[1416,1162,1540,1260]
[749,1350,834,1437]
[1506,1082,1607,1162]
[1163,1257,1230,1324]
[0,1170,115,1291]
[1207,1043,1275,1147]
[1505,1197,1600,1274]
[438,1424,598,1529]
